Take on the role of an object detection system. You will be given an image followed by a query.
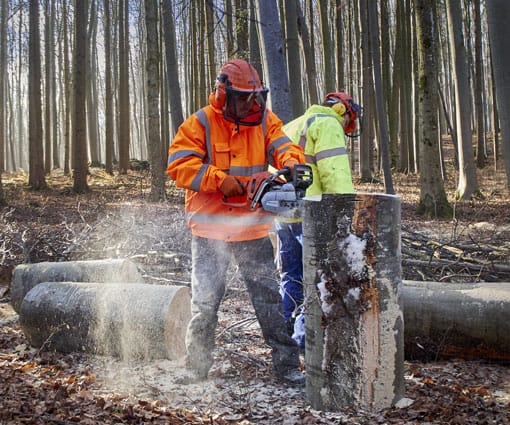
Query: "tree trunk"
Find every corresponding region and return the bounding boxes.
[20,282,191,361]
[318,0,334,94]
[415,0,452,218]
[367,0,394,194]
[0,0,7,193]
[10,259,144,313]
[72,0,89,192]
[403,281,510,361]
[296,1,318,105]
[303,193,404,412]
[118,0,130,174]
[447,0,478,199]
[161,0,184,137]
[28,0,47,190]
[284,0,304,117]
[255,0,292,123]
[145,0,165,201]
[104,0,114,174]
[487,0,510,191]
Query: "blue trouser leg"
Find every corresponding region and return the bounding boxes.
[275,221,303,323]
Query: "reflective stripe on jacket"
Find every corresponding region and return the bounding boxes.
[167,92,305,241]
[283,104,354,197]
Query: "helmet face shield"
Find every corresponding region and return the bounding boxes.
[224,87,268,127]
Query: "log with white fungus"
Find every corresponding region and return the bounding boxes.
[303,193,404,412]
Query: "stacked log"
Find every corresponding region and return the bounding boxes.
[10,259,143,313]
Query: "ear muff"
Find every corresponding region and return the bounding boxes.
[332,101,346,116]
[215,73,229,106]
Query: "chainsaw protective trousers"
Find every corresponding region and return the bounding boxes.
[186,235,300,377]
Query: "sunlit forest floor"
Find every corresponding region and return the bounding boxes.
[0,163,509,424]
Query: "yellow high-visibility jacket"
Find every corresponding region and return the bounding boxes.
[283,104,354,198]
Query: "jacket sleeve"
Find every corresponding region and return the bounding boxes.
[265,110,305,169]
[167,114,227,192]
[309,117,354,194]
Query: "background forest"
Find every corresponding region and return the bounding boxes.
[0,0,509,215]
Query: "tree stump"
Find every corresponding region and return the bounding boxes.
[303,193,404,412]
[20,282,191,360]
[10,259,144,313]
[403,280,510,361]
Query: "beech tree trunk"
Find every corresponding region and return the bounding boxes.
[20,282,190,360]
[303,193,404,412]
[10,259,143,313]
[403,281,510,361]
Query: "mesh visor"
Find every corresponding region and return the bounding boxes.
[224,87,268,127]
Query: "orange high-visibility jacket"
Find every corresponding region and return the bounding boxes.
[167,93,305,242]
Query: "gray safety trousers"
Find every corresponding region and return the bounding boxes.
[186,235,300,376]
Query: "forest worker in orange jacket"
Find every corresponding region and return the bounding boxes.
[276,92,362,349]
[167,59,306,386]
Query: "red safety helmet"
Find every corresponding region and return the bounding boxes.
[324,92,361,135]
[215,59,269,128]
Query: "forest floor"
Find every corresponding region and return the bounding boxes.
[0,165,509,424]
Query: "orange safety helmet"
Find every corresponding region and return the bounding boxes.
[215,59,269,128]
[324,92,361,135]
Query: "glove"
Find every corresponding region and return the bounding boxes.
[283,160,298,171]
[220,175,245,197]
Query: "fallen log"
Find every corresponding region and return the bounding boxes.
[402,280,510,361]
[19,282,190,360]
[10,259,144,313]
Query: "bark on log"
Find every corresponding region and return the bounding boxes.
[19,282,190,360]
[11,259,144,313]
[402,280,510,361]
[303,193,404,412]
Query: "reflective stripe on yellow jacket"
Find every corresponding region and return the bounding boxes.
[167,92,305,241]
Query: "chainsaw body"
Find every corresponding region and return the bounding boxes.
[248,164,313,216]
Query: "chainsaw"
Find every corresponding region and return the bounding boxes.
[246,164,313,215]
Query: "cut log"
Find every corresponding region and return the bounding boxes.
[302,193,404,412]
[402,280,510,361]
[19,282,190,360]
[10,259,144,313]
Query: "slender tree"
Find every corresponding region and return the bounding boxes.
[473,0,486,168]
[284,0,304,116]
[368,0,394,194]
[296,0,318,104]
[63,0,71,175]
[28,0,47,189]
[72,0,89,192]
[255,0,292,122]
[415,0,452,217]
[145,0,165,201]
[104,0,114,174]
[446,0,478,200]
[0,0,6,203]
[487,0,510,191]
[162,0,184,137]
[118,0,130,174]
[318,0,335,93]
